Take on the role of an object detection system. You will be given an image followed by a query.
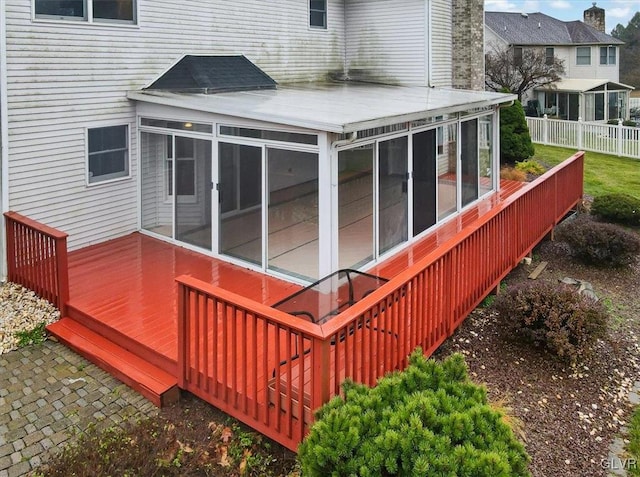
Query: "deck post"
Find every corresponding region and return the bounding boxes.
[176,280,188,389]
[311,336,331,411]
[54,235,69,315]
[4,215,16,280]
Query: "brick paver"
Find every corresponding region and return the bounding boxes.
[0,340,158,476]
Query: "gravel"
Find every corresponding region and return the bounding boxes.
[0,281,60,355]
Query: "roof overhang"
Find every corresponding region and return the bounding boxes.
[127,82,516,134]
[537,79,635,93]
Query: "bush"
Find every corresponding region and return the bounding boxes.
[500,166,527,182]
[500,100,535,164]
[298,350,530,477]
[556,216,640,267]
[495,281,608,363]
[515,160,546,176]
[591,193,640,226]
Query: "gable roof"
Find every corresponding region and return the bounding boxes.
[145,55,277,94]
[485,12,623,46]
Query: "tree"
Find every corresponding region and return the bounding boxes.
[612,12,640,89]
[500,99,534,164]
[485,46,565,101]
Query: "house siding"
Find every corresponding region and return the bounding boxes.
[5,0,345,250]
[430,0,453,87]
[345,0,427,86]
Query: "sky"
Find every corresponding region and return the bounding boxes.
[485,0,640,33]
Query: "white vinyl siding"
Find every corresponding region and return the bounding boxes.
[5,0,345,250]
[429,0,452,87]
[345,0,427,86]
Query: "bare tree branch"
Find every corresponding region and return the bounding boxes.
[485,46,565,101]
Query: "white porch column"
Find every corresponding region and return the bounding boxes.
[317,132,333,278]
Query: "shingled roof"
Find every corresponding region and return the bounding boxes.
[145,55,277,94]
[485,12,623,46]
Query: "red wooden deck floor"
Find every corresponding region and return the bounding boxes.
[66,179,524,387]
[67,234,301,366]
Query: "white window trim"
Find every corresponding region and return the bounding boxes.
[33,0,138,26]
[85,122,132,187]
[576,46,592,66]
[600,46,616,66]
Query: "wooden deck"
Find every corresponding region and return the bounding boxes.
[65,234,301,366]
[7,153,584,451]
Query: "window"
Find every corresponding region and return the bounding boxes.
[545,47,554,66]
[88,125,129,184]
[600,46,616,65]
[310,0,326,29]
[576,46,591,65]
[513,47,523,66]
[35,0,136,23]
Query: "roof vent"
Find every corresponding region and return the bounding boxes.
[521,12,528,18]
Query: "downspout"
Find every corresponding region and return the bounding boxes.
[0,0,9,281]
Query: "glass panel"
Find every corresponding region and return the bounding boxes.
[600,47,608,65]
[35,0,85,18]
[93,0,134,21]
[378,136,408,254]
[412,130,436,236]
[609,92,619,120]
[309,0,327,28]
[460,119,478,207]
[142,118,212,133]
[478,116,493,197]
[141,132,172,239]
[595,93,605,121]
[569,94,579,121]
[175,137,212,250]
[438,124,457,220]
[219,126,317,145]
[268,148,319,280]
[585,93,595,122]
[577,47,591,65]
[219,143,262,264]
[609,47,616,65]
[88,125,128,183]
[338,145,374,269]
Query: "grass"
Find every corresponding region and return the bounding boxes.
[532,144,640,197]
[627,406,640,476]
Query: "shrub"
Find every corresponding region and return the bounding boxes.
[556,216,640,267]
[495,281,608,363]
[591,193,640,226]
[515,160,546,176]
[298,350,530,477]
[500,166,527,182]
[500,100,535,164]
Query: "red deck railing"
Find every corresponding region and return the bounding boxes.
[180,152,584,451]
[4,211,69,313]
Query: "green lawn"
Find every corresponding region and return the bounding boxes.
[532,144,640,198]
[627,406,640,476]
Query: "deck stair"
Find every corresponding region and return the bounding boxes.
[47,317,180,407]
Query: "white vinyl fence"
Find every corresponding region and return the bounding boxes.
[527,116,640,159]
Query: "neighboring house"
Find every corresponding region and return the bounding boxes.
[0,0,511,285]
[485,4,633,122]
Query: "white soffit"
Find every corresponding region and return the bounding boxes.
[538,79,635,93]
[128,82,516,133]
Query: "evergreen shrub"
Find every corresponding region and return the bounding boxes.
[556,216,640,267]
[591,193,640,226]
[500,100,535,164]
[298,350,530,477]
[495,281,608,363]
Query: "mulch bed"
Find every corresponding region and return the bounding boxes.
[435,238,640,477]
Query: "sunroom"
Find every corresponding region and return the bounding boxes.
[128,56,515,284]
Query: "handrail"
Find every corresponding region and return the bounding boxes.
[4,211,69,313]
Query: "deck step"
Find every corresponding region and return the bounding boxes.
[47,317,180,407]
